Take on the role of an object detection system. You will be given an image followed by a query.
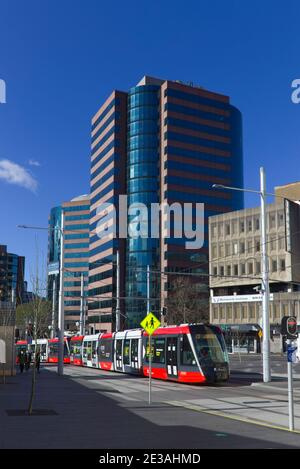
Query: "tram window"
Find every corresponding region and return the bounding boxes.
[87,341,92,360]
[99,339,112,360]
[180,335,196,366]
[152,338,165,364]
[131,339,138,361]
[123,339,130,365]
[92,341,97,358]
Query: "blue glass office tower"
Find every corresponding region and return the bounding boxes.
[126,84,161,327]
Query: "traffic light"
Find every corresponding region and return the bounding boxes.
[281,316,298,339]
[161,307,167,316]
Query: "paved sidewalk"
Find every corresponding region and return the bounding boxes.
[1,365,300,448]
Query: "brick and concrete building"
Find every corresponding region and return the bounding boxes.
[209,182,300,352]
[89,76,244,330]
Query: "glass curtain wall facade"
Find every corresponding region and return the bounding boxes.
[0,245,25,305]
[126,85,160,327]
[47,206,62,332]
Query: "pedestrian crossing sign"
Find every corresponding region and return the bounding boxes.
[140,312,161,335]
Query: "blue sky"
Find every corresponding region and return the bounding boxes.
[0,0,299,286]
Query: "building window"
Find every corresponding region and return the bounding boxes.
[219,265,224,277]
[248,262,253,275]
[247,218,252,232]
[240,221,245,233]
[218,224,224,237]
[234,264,238,276]
[213,306,218,320]
[227,305,232,319]
[233,304,238,320]
[241,304,247,319]
[213,266,218,276]
[225,243,231,256]
[269,213,276,229]
[270,237,276,251]
[240,242,245,254]
[272,259,277,272]
[274,304,280,319]
[256,262,261,275]
[220,306,225,320]
[227,265,231,277]
[278,211,284,227]
[225,223,230,236]
[212,245,217,259]
[255,218,260,231]
[278,237,285,250]
[249,304,255,319]
[240,263,245,275]
[211,224,217,238]
[219,244,225,257]
[232,220,237,235]
[255,240,260,252]
[280,258,286,271]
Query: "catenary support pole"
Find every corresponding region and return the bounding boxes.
[116,250,120,332]
[287,339,295,431]
[260,167,271,383]
[51,277,56,339]
[79,273,84,336]
[147,265,152,405]
[58,211,65,376]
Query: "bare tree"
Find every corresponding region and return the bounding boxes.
[16,250,52,415]
[165,277,209,325]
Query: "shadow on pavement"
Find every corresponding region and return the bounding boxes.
[0,367,299,449]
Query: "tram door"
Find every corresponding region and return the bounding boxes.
[115,339,123,371]
[166,337,178,378]
[91,340,98,367]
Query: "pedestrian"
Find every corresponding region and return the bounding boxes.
[25,351,31,371]
[19,351,25,373]
[35,351,41,374]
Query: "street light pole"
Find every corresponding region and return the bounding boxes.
[51,277,56,339]
[212,166,271,383]
[116,250,120,332]
[260,167,271,382]
[79,273,84,336]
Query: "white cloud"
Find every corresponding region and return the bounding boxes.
[28,159,41,167]
[0,159,38,192]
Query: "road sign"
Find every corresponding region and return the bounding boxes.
[258,330,263,339]
[140,312,161,335]
[287,345,298,363]
[140,312,161,406]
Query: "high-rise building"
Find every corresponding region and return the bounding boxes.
[0,245,25,305]
[47,205,62,324]
[47,195,90,332]
[89,76,244,330]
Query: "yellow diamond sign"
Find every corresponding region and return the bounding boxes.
[140,312,161,335]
